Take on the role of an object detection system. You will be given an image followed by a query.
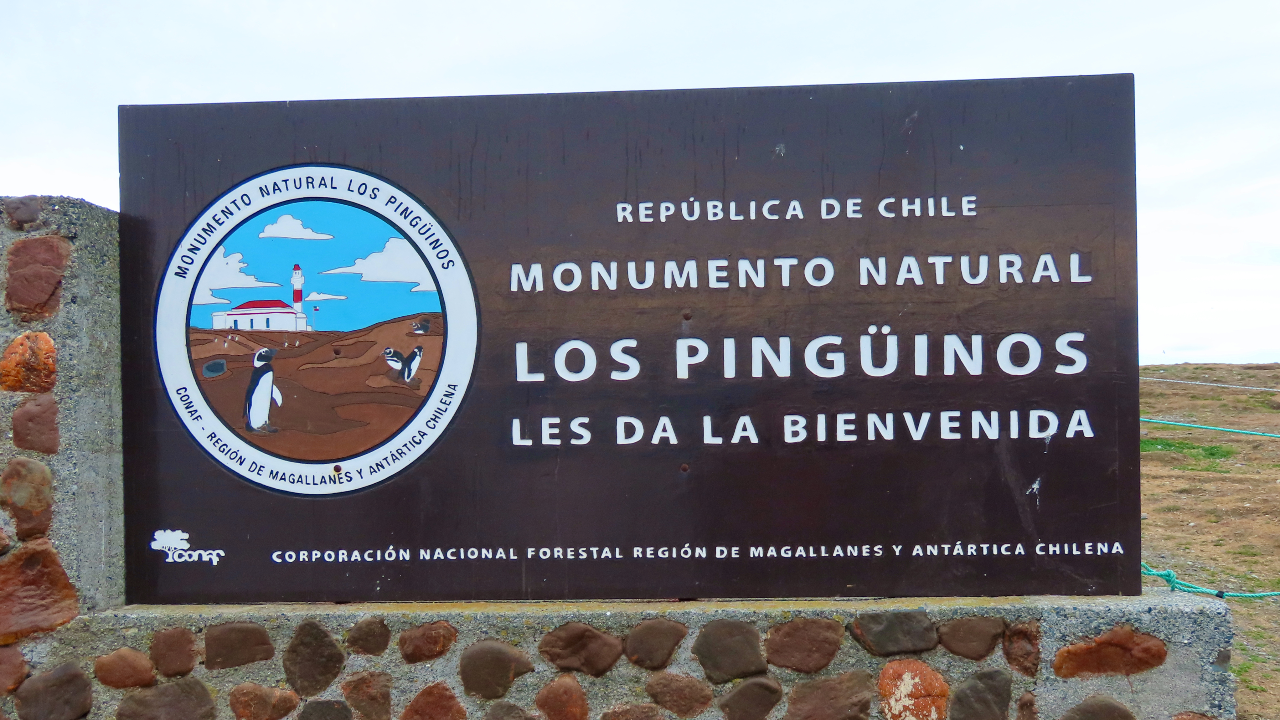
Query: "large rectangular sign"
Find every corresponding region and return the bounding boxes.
[121,75,1138,602]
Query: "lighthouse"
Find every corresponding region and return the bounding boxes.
[291,264,304,313]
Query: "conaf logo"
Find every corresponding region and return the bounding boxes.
[150,529,225,565]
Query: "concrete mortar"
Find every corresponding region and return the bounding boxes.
[2,591,1236,720]
[0,196,123,613]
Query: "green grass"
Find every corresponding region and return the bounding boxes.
[1140,437,1236,459]
[1233,546,1264,557]
[1156,505,1183,513]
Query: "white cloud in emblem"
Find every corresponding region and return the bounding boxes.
[304,291,347,301]
[258,214,333,240]
[321,237,436,292]
[193,247,281,305]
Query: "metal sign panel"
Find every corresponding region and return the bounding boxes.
[120,75,1138,602]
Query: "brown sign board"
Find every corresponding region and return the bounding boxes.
[120,75,1138,602]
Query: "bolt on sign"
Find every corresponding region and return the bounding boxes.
[120,74,1138,603]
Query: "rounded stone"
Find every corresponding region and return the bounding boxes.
[1052,625,1167,678]
[3,197,41,228]
[849,611,938,657]
[402,682,466,720]
[1002,621,1041,677]
[535,674,590,720]
[877,659,949,720]
[229,682,300,720]
[691,619,766,684]
[601,704,665,720]
[1058,695,1136,720]
[6,235,71,322]
[283,620,346,696]
[13,663,92,720]
[205,621,275,670]
[341,671,391,720]
[0,645,28,694]
[12,395,58,455]
[539,622,624,677]
[150,627,199,677]
[1016,692,1038,720]
[0,332,56,393]
[459,639,534,700]
[784,670,875,720]
[644,672,713,718]
[298,700,354,720]
[625,617,687,670]
[399,621,457,664]
[116,676,215,720]
[346,617,391,656]
[0,538,79,645]
[766,617,844,673]
[938,617,1006,661]
[93,647,155,689]
[949,668,1012,720]
[0,457,53,540]
[717,675,783,720]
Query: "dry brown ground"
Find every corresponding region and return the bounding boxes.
[1138,362,1280,719]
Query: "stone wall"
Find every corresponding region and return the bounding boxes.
[0,196,1236,720]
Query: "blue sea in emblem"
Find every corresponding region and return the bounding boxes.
[187,199,442,332]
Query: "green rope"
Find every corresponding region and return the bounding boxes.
[1140,418,1280,439]
[1141,562,1280,599]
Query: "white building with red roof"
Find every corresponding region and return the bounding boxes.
[210,265,312,331]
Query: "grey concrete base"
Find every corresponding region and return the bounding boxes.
[7,590,1234,720]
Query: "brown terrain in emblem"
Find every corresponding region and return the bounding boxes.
[187,313,444,461]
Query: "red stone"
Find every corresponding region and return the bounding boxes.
[625,618,687,670]
[1016,692,1038,720]
[459,639,534,699]
[645,672,713,718]
[399,621,457,663]
[6,235,71,322]
[0,644,28,694]
[0,332,57,393]
[539,622,624,677]
[229,682,300,720]
[342,671,391,720]
[0,538,79,644]
[205,621,275,669]
[718,675,783,720]
[601,704,664,720]
[94,647,156,688]
[536,674,590,720]
[1003,621,1041,677]
[766,617,844,673]
[401,682,466,720]
[1053,625,1167,678]
[0,457,53,540]
[150,627,199,677]
[785,671,876,720]
[347,617,391,655]
[1058,695,1135,720]
[938,617,1006,661]
[3,197,40,229]
[116,676,216,720]
[13,394,58,455]
[878,659,949,720]
[14,663,92,720]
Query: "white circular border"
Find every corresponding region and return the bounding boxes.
[156,165,478,495]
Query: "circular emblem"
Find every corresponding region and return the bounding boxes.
[156,165,477,495]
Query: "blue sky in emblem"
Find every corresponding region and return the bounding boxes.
[188,199,441,332]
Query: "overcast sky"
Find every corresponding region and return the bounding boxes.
[1,0,1275,365]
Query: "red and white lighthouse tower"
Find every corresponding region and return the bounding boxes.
[291,264,304,314]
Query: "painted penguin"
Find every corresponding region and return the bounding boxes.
[244,348,283,433]
[411,319,430,335]
[401,347,423,383]
[383,347,404,373]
